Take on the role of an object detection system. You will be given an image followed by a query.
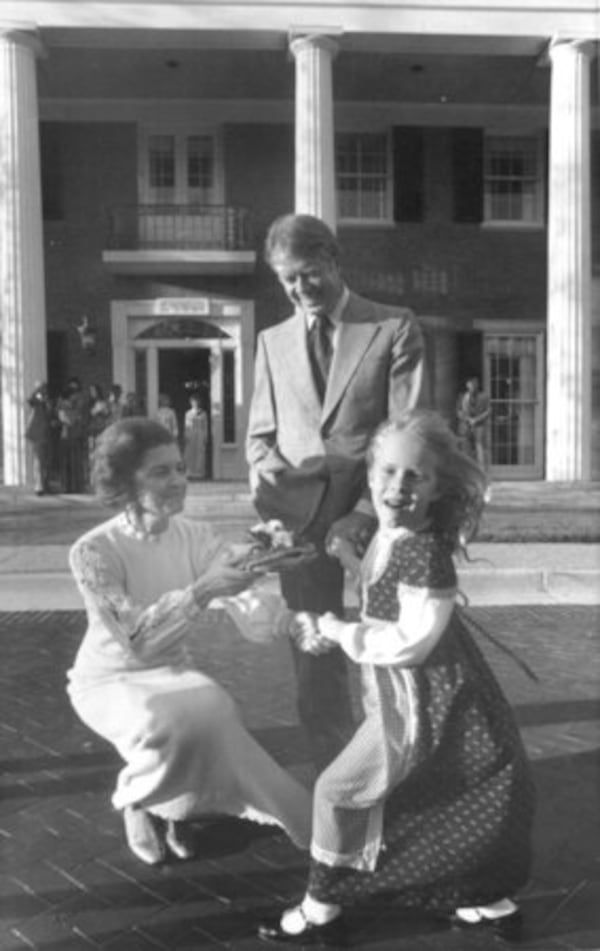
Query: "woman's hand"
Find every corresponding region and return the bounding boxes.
[192,553,254,607]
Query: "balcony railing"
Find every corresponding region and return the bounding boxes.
[107,204,252,252]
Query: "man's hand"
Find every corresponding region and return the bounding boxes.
[326,510,377,560]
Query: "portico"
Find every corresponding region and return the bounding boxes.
[0,2,597,484]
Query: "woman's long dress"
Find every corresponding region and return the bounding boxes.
[307,528,534,911]
[67,514,310,849]
[184,409,208,478]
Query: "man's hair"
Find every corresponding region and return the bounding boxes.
[91,416,176,507]
[264,214,340,266]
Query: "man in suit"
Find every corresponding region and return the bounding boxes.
[246,213,425,768]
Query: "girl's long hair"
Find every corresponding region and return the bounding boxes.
[368,410,488,554]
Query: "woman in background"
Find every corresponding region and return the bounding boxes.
[183,392,209,479]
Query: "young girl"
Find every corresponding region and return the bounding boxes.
[259,410,534,945]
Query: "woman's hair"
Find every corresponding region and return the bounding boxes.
[91,416,176,507]
[265,213,340,266]
[367,410,488,552]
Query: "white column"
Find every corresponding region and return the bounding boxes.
[0,25,46,487]
[546,38,592,481]
[289,34,339,231]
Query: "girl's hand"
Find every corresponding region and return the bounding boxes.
[318,611,346,644]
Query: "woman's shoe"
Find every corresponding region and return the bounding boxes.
[258,905,347,947]
[123,806,166,865]
[165,819,196,860]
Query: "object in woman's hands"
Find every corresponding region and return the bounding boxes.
[233,520,317,574]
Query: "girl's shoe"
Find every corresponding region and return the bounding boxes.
[449,908,524,943]
[258,905,347,947]
[165,819,196,860]
[123,806,166,865]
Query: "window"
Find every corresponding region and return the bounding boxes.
[336,133,391,222]
[484,135,543,226]
[142,129,218,206]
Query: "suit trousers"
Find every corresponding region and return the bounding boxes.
[280,548,355,771]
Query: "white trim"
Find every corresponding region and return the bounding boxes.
[3,3,597,43]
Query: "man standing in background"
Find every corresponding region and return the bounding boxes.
[246,214,425,769]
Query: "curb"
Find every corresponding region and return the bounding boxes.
[2,564,598,611]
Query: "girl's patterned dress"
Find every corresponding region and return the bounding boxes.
[308,527,535,912]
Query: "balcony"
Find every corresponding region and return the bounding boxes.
[102,204,256,275]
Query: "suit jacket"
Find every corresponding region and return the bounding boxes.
[246,291,425,537]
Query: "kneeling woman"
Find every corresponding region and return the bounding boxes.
[67,417,310,865]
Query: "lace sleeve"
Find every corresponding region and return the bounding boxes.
[69,537,201,663]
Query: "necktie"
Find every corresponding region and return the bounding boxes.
[308,314,332,401]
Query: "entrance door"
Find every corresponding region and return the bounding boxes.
[158,349,211,475]
[485,331,545,478]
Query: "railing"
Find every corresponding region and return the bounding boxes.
[106,204,252,252]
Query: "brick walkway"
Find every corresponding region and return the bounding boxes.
[1,606,599,950]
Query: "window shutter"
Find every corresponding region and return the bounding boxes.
[40,123,63,221]
[452,128,483,223]
[393,126,424,222]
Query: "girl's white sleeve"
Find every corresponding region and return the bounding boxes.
[69,537,202,664]
[335,583,456,666]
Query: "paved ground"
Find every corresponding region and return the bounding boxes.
[0,482,598,608]
[1,604,599,950]
[1,481,599,546]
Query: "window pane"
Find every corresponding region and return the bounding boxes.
[187,136,214,192]
[149,135,175,188]
[335,132,389,220]
[484,136,539,223]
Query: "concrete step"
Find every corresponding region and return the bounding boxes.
[1,543,597,610]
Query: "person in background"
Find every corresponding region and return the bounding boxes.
[86,384,110,489]
[67,417,312,866]
[456,376,491,472]
[25,381,53,495]
[183,392,209,480]
[87,383,109,445]
[107,384,125,424]
[57,376,87,493]
[155,392,179,441]
[246,213,425,770]
[123,391,141,418]
[258,411,534,946]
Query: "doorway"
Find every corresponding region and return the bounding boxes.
[158,348,212,477]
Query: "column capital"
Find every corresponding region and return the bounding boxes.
[548,36,596,60]
[0,22,43,56]
[289,31,341,60]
